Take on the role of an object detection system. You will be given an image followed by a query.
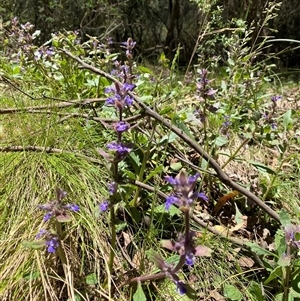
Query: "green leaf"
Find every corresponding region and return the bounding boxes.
[223,284,243,300]
[279,209,291,226]
[170,162,182,171]
[67,294,82,301]
[172,114,194,139]
[274,229,286,256]
[247,160,275,174]
[138,65,154,75]
[144,165,163,182]
[22,240,46,249]
[264,266,282,284]
[246,242,276,257]
[248,281,265,301]
[275,293,284,301]
[23,271,40,280]
[133,282,147,301]
[85,273,97,285]
[215,135,229,147]
[283,109,292,129]
[277,254,291,267]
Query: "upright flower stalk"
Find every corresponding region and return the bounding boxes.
[98,38,136,275]
[130,170,211,296]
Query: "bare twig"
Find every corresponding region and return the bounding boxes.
[0,145,102,165]
[0,98,105,114]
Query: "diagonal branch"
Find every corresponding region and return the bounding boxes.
[62,49,280,223]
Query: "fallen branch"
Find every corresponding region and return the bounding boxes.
[62,49,280,223]
[0,98,105,114]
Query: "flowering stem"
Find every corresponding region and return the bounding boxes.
[55,221,67,265]
[171,209,190,274]
[283,244,291,301]
[108,205,117,275]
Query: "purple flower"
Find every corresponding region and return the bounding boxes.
[271,95,282,103]
[165,195,180,210]
[175,280,187,295]
[198,192,208,202]
[45,236,59,253]
[185,252,195,266]
[35,230,60,253]
[165,171,205,209]
[43,212,53,222]
[36,229,48,239]
[114,121,130,132]
[285,224,300,249]
[64,203,80,212]
[108,182,118,195]
[106,142,132,156]
[99,201,109,212]
[123,83,135,92]
[38,188,79,222]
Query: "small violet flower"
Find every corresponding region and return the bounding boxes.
[36,229,59,253]
[114,121,130,132]
[271,95,282,103]
[165,170,207,210]
[285,224,300,249]
[108,182,118,195]
[99,201,109,212]
[106,141,133,157]
[38,188,79,222]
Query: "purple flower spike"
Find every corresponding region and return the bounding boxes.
[198,192,208,202]
[165,195,179,210]
[43,212,53,222]
[175,280,187,295]
[271,95,282,103]
[99,201,109,212]
[165,170,204,209]
[36,229,48,239]
[108,182,118,195]
[123,83,136,92]
[106,142,132,156]
[114,121,130,132]
[185,252,195,266]
[45,236,59,253]
[65,203,80,212]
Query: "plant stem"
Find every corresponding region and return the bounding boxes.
[108,205,116,275]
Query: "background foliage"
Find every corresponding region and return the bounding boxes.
[1,0,300,66]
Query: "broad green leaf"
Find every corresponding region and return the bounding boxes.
[22,240,46,249]
[67,294,82,301]
[274,229,286,256]
[283,109,292,129]
[223,284,243,300]
[264,266,282,284]
[279,209,291,226]
[133,282,147,301]
[138,65,154,75]
[248,281,265,301]
[85,273,97,285]
[247,160,275,174]
[275,293,284,301]
[246,242,276,257]
[170,162,182,171]
[277,254,291,267]
[144,165,163,182]
[215,135,229,147]
[23,271,40,280]
[172,114,194,139]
